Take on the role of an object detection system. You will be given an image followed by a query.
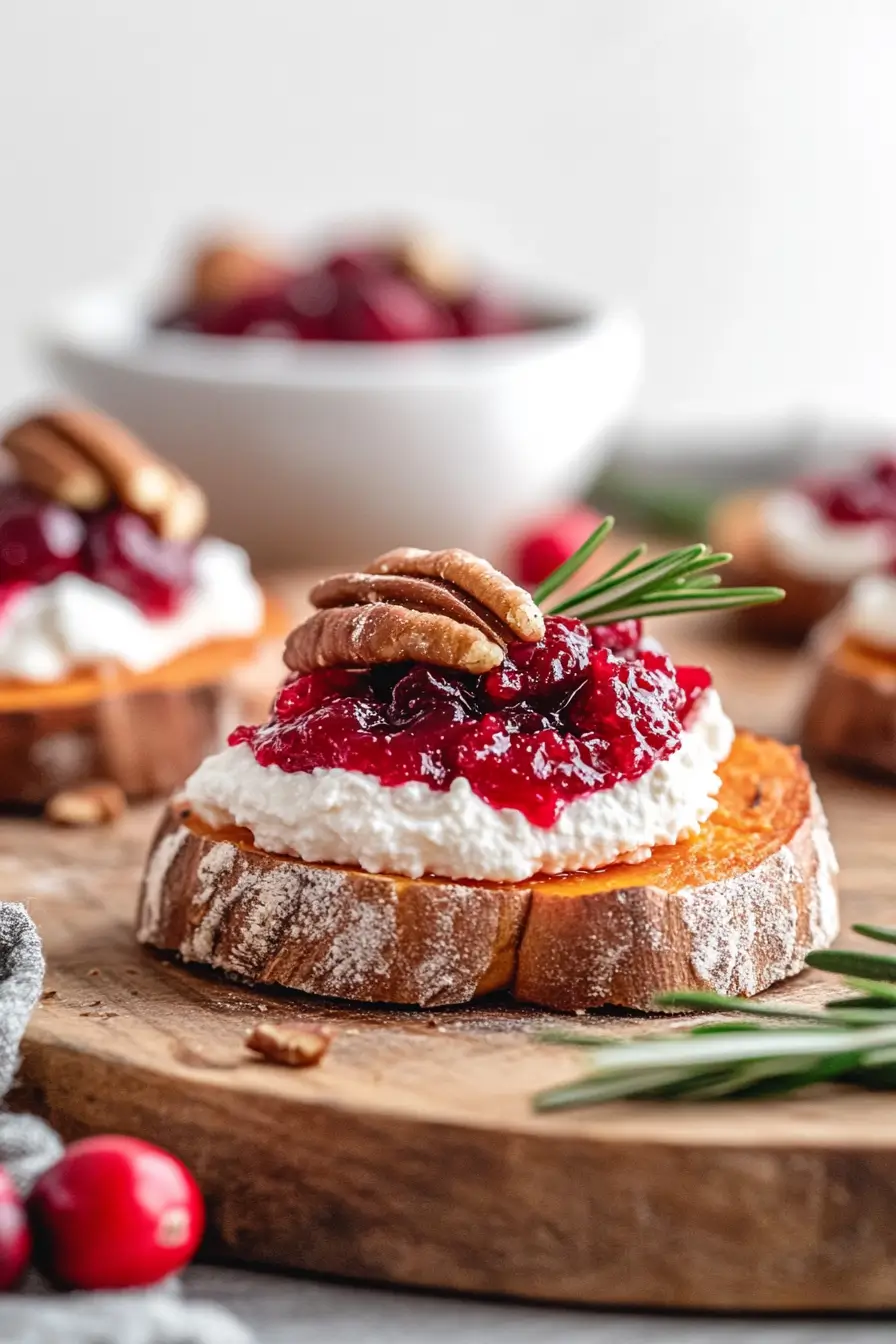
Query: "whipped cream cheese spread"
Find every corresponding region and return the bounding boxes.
[0,539,263,683]
[185,687,735,883]
[843,572,896,655]
[761,491,894,582]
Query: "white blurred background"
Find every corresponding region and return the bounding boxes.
[2,0,895,435]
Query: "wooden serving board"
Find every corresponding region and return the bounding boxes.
[8,613,896,1312]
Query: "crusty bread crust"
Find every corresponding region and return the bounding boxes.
[802,639,896,780]
[137,732,839,1011]
[0,597,285,805]
[709,492,847,644]
[0,682,231,805]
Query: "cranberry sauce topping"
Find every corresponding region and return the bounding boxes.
[803,453,896,526]
[0,485,85,586]
[85,509,195,617]
[0,484,196,620]
[229,616,713,828]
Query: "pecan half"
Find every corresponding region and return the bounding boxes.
[309,572,515,644]
[39,409,174,513]
[3,418,110,510]
[45,780,126,827]
[2,407,208,542]
[154,466,209,542]
[246,1022,332,1068]
[285,605,505,676]
[188,236,285,307]
[368,547,545,643]
[395,233,469,302]
[287,547,545,675]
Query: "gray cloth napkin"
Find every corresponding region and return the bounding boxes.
[0,902,253,1343]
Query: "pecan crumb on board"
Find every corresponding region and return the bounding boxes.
[246,1023,332,1068]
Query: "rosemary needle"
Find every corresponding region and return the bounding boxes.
[533,517,783,624]
[533,516,615,606]
[534,924,896,1110]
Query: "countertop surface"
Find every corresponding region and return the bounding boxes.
[185,1267,895,1342]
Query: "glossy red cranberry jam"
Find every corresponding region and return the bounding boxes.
[804,453,896,526]
[85,509,195,617]
[0,484,196,620]
[230,616,713,827]
[0,485,85,586]
[157,235,531,343]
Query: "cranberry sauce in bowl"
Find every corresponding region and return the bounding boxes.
[229,616,712,828]
[155,232,535,345]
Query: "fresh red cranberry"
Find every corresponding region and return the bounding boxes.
[86,509,195,617]
[328,274,454,342]
[483,615,592,705]
[27,1135,204,1291]
[511,507,605,589]
[589,619,643,654]
[450,289,523,337]
[0,1166,30,1291]
[0,485,85,586]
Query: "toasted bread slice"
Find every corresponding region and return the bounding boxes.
[802,637,896,779]
[709,492,847,643]
[0,598,285,804]
[137,732,838,1011]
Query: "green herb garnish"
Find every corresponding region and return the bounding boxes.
[534,924,896,1110]
[532,516,783,623]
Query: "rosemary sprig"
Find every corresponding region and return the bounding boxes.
[534,924,896,1110]
[532,516,783,623]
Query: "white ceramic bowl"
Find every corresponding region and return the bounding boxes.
[39,287,642,568]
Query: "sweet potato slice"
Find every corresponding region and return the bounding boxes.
[802,637,896,779]
[514,733,837,1009]
[0,597,285,804]
[709,492,847,643]
[137,732,838,1011]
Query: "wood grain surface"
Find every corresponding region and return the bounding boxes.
[7,586,896,1312]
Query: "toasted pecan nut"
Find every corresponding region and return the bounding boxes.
[246,1022,332,1068]
[395,234,469,302]
[309,572,514,645]
[6,407,208,541]
[285,605,505,675]
[40,408,173,514]
[289,547,542,676]
[2,418,110,510]
[152,467,208,542]
[45,780,126,827]
[189,237,286,307]
[368,547,544,642]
